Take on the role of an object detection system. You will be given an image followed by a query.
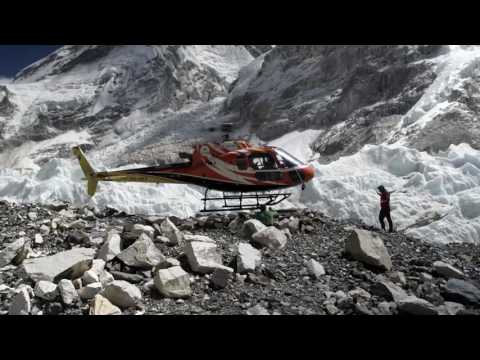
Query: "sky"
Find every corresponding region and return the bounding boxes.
[0,45,62,79]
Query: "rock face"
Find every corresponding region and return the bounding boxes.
[8,287,31,315]
[117,233,166,269]
[102,280,142,308]
[397,296,438,315]
[20,248,96,282]
[96,231,122,262]
[433,261,465,279]
[241,219,267,239]
[89,294,122,315]
[34,281,59,301]
[154,266,192,299]
[251,227,288,250]
[236,243,262,274]
[184,241,224,274]
[58,279,78,305]
[344,229,392,271]
[442,279,480,306]
[305,259,326,279]
[0,237,28,267]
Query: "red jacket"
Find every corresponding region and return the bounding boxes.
[380,192,390,209]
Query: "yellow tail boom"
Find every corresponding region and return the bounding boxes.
[72,146,98,197]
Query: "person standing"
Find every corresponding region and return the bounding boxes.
[377,185,394,233]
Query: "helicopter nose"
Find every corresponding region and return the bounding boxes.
[302,165,315,182]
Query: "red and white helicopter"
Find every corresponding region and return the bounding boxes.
[73,125,315,212]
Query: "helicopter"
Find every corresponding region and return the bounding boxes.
[72,125,315,212]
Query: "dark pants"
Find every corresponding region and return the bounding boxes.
[379,208,393,232]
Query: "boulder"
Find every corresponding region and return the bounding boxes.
[442,279,480,306]
[20,248,96,282]
[67,230,90,244]
[82,270,100,285]
[117,233,166,269]
[34,234,44,245]
[78,282,103,300]
[159,218,183,245]
[370,279,409,302]
[110,271,144,284]
[154,257,181,271]
[8,287,31,315]
[154,266,192,299]
[241,219,267,239]
[0,237,28,267]
[34,280,59,301]
[251,227,288,250]
[397,296,438,315]
[236,243,262,274]
[28,212,38,221]
[183,234,215,243]
[348,288,372,301]
[184,241,224,274]
[437,301,466,315]
[247,304,270,315]
[305,259,325,279]
[210,266,234,289]
[389,271,407,286]
[344,229,392,271]
[96,231,122,262]
[90,259,106,276]
[89,294,122,315]
[433,261,465,280]
[102,280,142,308]
[99,270,115,287]
[40,225,50,235]
[58,279,78,305]
[131,224,155,239]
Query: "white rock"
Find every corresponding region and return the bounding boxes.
[183,234,215,243]
[102,280,142,308]
[0,237,27,267]
[305,259,326,279]
[82,270,100,285]
[247,304,269,315]
[251,227,288,250]
[437,301,466,315]
[8,287,31,315]
[20,247,96,282]
[397,296,438,315]
[96,231,122,262]
[58,279,78,305]
[348,288,372,301]
[99,270,115,287]
[34,234,44,245]
[241,219,267,239]
[344,229,392,271]
[89,294,122,315]
[28,212,38,221]
[433,261,465,280]
[237,243,262,273]
[117,233,165,269]
[34,280,58,301]
[184,241,223,274]
[159,218,183,245]
[89,237,105,247]
[390,271,407,285]
[154,266,192,299]
[40,225,50,235]
[78,282,103,300]
[90,259,106,276]
[131,224,155,239]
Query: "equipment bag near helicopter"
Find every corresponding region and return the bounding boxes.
[72,140,314,212]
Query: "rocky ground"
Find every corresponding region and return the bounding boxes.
[1,199,479,316]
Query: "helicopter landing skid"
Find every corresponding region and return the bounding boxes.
[200,189,291,213]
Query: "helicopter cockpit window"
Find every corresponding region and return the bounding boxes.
[249,154,278,170]
[274,149,305,168]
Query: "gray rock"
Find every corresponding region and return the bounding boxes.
[305,259,325,279]
[348,288,372,301]
[96,231,122,262]
[110,271,144,284]
[28,212,38,221]
[117,233,165,269]
[377,301,397,315]
[210,266,234,289]
[370,279,409,302]
[390,271,407,286]
[0,237,27,267]
[159,218,183,245]
[20,247,96,282]
[433,261,465,280]
[78,282,103,300]
[34,280,59,301]
[90,259,106,276]
[442,279,480,306]
[8,287,31,315]
[184,241,224,274]
[102,280,142,308]
[251,226,288,250]
[241,219,267,239]
[39,225,50,235]
[154,266,192,299]
[99,270,115,287]
[237,243,262,273]
[82,270,100,285]
[344,229,392,271]
[183,234,215,243]
[131,224,155,239]
[437,301,466,315]
[397,296,438,315]
[58,279,78,305]
[89,294,122,315]
[246,304,270,315]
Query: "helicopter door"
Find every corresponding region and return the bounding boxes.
[249,154,282,181]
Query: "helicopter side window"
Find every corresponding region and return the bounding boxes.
[249,154,278,170]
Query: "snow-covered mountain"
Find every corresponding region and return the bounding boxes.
[1,45,480,245]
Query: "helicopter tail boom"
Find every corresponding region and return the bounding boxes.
[72,146,98,197]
